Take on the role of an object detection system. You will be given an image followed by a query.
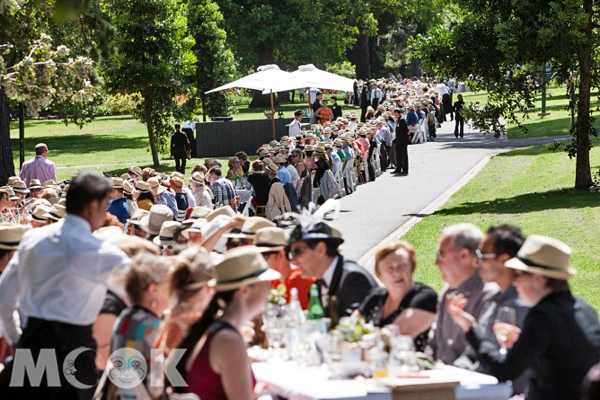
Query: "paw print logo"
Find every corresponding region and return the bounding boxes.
[108,348,147,389]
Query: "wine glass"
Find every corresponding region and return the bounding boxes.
[494,306,516,355]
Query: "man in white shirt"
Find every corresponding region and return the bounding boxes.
[289,110,303,138]
[0,172,130,399]
[434,80,453,122]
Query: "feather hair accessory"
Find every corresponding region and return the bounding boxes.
[284,199,343,245]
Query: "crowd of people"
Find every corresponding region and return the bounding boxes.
[0,76,599,400]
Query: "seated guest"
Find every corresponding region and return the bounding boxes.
[247,160,270,207]
[446,235,600,400]
[273,154,292,186]
[190,172,213,208]
[135,181,155,211]
[208,167,237,209]
[175,246,280,399]
[235,151,251,175]
[170,176,189,221]
[154,247,214,357]
[286,155,301,189]
[288,220,376,320]
[107,178,129,224]
[353,241,436,352]
[226,156,243,180]
[428,223,498,366]
[255,226,315,309]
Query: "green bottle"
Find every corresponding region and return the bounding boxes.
[307,283,325,320]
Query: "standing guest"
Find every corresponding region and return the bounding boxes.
[19,143,56,187]
[311,91,323,116]
[209,168,237,209]
[427,223,498,366]
[394,118,410,176]
[176,246,280,399]
[315,100,333,125]
[434,80,453,122]
[256,227,315,309]
[190,172,213,207]
[288,221,377,320]
[107,178,129,224]
[353,241,437,352]
[454,94,465,138]
[0,172,130,399]
[330,95,342,120]
[446,235,600,400]
[182,120,197,159]
[171,122,191,174]
[289,110,303,138]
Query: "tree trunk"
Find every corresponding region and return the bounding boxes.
[410,58,422,79]
[201,95,207,122]
[249,45,278,108]
[355,32,370,80]
[0,88,15,186]
[144,89,160,168]
[574,0,594,190]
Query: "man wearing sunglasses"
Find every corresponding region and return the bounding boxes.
[287,222,376,322]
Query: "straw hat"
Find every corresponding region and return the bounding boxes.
[139,204,174,236]
[153,221,182,246]
[12,180,29,194]
[505,235,577,280]
[43,204,67,221]
[265,163,278,175]
[123,180,135,196]
[263,158,273,165]
[315,147,326,155]
[29,179,42,190]
[7,177,19,186]
[126,208,149,225]
[304,145,315,152]
[128,166,143,177]
[273,155,287,164]
[93,226,126,242]
[191,172,205,185]
[223,217,275,239]
[208,246,280,291]
[181,218,209,239]
[171,171,184,179]
[147,177,167,195]
[259,149,270,158]
[183,206,213,224]
[111,178,124,189]
[0,224,31,250]
[269,140,279,147]
[206,206,236,222]
[136,181,151,193]
[280,135,290,141]
[31,205,50,222]
[254,227,287,252]
[323,143,332,150]
[120,173,132,181]
[333,139,343,147]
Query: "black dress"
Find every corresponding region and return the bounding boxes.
[247,172,270,206]
[358,283,437,351]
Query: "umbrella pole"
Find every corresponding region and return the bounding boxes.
[270,90,275,140]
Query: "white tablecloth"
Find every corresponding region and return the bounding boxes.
[252,361,511,400]
[238,189,252,203]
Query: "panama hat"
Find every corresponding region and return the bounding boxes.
[333,139,343,147]
[315,147,326,155]
[181,218,209,240]
[31,205,50,222]
[139,204,174,236]
[304,145,315,152]
[223,217,275,239]
[323,142,332,150]
[191,172,205,185]
[93,226,126,242]
[0,224,31,250]
[136,180,151,193]
[505,235,577,280]
[128,166,143,177]
[120,173,132,181]
[43,204,66,221]
[259,149,270,158]
[7,177,19,187]
[265,163,279,175]
[111,178,124,189]
[206,205,236,222]
[254,227,287,252]
[123,180,135,196]
[183,206,213,224]
[28,179,42,190]
[126,208,149,225]
[208,246,280,291]
[148,177,167,195]
[12,180,29,194]
[153,221,182,246]
[263,158,273,165]
[273,155,287,164]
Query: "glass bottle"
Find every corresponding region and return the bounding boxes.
[307,283,324,320]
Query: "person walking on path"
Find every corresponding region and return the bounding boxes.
[394,117,410,175]
[19,143,56,186]
[171,122,191,174]
[454,94,465,138]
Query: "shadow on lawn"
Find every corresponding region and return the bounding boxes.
[10,134,148,156]
[435,188,600,216]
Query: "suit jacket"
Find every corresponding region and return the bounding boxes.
[319,256,377,319]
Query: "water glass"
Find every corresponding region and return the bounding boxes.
[494,306,516,355]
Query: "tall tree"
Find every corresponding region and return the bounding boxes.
[412,0,598,190]
[186,0,235,122]
[102,0,196,167]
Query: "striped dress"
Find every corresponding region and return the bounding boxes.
[111,306,161,366]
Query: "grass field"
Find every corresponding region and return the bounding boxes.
[406,136,600,311]
[461,87,600,139]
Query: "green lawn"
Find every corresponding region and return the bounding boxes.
[461,87,600,139]
[406,137,600,311]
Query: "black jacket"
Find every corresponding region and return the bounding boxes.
[170,130,191,158]
[318,256,377,319]
[466,291,600,400]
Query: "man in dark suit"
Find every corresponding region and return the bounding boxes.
[288,222,377,320]
[171,122,191,173]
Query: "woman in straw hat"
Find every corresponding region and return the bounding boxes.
[175,246,279,400]
[446,235,600,400]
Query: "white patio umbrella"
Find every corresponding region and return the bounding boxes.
[206,64,306,139]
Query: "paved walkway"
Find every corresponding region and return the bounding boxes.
[331,120,569,268]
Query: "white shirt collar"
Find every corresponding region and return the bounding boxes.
[64,214,92,233]
[321,255,339,288]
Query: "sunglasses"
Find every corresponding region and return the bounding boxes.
[288,245,310,260]
[475,249,497,262]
